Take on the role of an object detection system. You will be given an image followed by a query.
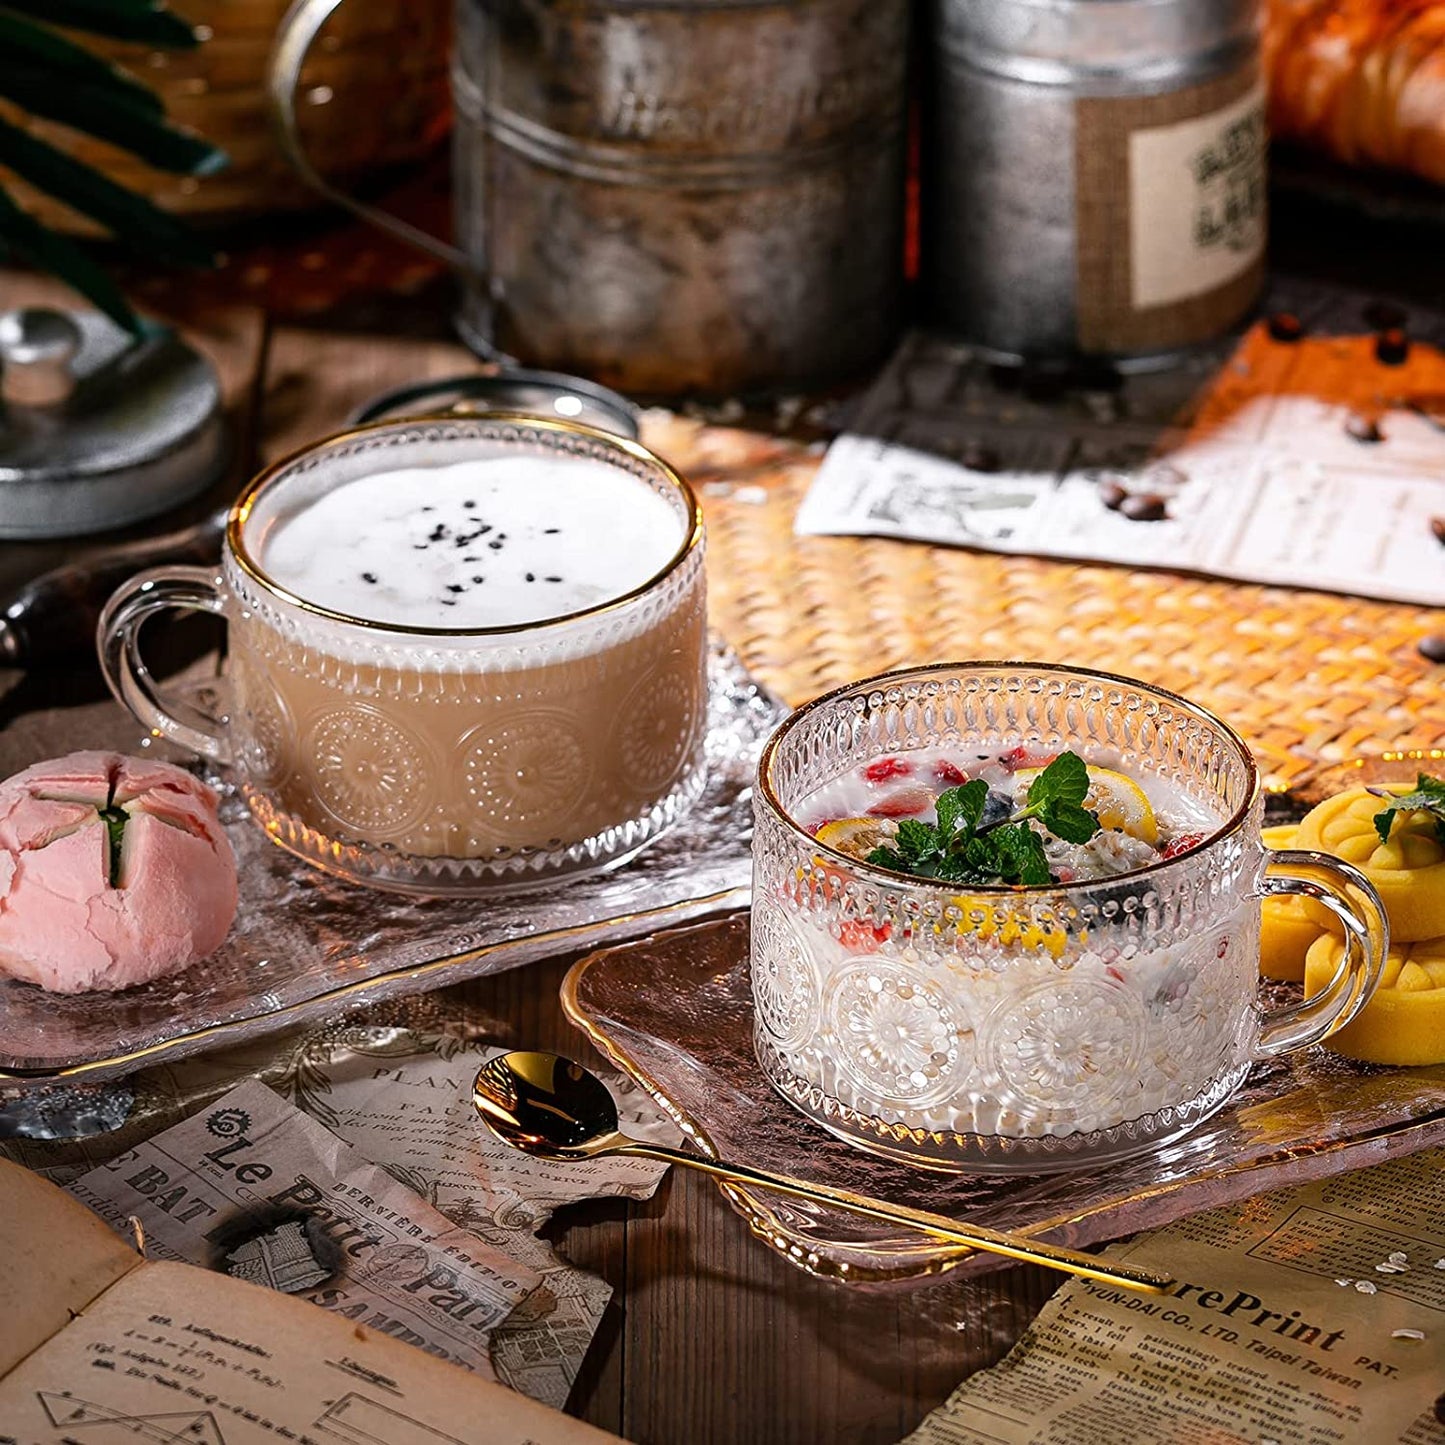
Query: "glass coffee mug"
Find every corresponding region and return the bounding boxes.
[751,663,1388,1173]
[99,415,708,895]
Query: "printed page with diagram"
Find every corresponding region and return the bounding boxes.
[0,1160,625,1445]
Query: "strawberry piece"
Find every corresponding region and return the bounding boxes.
[838,919,891,953]
[933,759,968,786]
[866,786,936,818]
[1161,832,1207,860]
[999,746,1056,773]
[863,757,912,784]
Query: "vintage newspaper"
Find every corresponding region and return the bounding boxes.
[0,1160,623,1444]
[66,1078,543,1381]
[902,1149,1445,1445]
[257,1030,677,1408]
[798,326,1445,606]
[6,1024,677,1412]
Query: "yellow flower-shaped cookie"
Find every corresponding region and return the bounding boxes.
[1294,786,1445,942]
[1304,934,1445,1066]
[1260,824,1323,982]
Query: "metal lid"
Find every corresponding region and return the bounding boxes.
[0,307,228,540]
[351,368,642,439]
[937,0,1259,87]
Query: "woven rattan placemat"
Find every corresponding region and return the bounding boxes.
[641,412,1442,797]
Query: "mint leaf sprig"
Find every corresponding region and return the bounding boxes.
[867,751,1100,887]
[1368,774,1445,845]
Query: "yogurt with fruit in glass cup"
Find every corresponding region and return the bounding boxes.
[750,663,1387,1173]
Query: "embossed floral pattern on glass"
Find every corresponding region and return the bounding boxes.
[749,664,1381,1173]
[219,417,709,894]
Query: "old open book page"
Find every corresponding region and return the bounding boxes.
[0,1159,140,1379]
[0,1161,624,1443]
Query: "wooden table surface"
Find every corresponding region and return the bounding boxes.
[1,194,1440,1443]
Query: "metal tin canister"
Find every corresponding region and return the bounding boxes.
[450,0,910,395]
[921,0,1266,363]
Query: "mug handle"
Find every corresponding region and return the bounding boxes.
[1251,848,1389,1058]
[266,0,474,275]
[97,565,232,765]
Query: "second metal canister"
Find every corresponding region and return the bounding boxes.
[451,0,910,395]
[921,0,1266,363]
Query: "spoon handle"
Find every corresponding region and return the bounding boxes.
[616,1139,1172,1293]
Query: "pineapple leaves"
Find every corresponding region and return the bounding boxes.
[0,120,216,266]
[0,65,225,176]
[0,0,198,49]
[0,2,225,336]
[0,13,163,111]
[0,188,140,333]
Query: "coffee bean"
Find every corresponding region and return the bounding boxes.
[1376,329,1410,365]
[1345,413,1383,443]
[1099,481,1129,511]
[1120,493,1169,522]
[1419,634,1445,664]
[1364,300,1408,332]
[1430,517,1445,546]
[960,440,1000,472]
[1267,312,1304,343]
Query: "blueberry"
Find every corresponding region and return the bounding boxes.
[981,789,1013,828]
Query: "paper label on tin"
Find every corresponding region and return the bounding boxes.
[1129,83,1267,311]
[897,1149,1445,1445]
[1073,68,1265,354]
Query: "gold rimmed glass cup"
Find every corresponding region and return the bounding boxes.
[750,662,1388,1173]
[99,414,708,895]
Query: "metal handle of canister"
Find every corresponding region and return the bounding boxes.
[266,0,477,275]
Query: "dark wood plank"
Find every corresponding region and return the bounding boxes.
[617,1160,1053,1445]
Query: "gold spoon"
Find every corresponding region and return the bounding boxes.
[472,1050,1173,1293]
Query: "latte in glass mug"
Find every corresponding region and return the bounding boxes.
[99,417,708,894]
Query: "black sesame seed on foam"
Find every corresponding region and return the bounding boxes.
[400,500,575,610]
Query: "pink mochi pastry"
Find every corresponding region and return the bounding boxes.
[0,750,238,992]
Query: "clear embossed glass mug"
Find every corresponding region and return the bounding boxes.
[750,663,1388,1173]
[98,415,708,895]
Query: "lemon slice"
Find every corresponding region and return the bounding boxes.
[1295,786,1445,942]
[1305,933,1445,1065]
[815,816,898,862]
[1015,764,1158,844]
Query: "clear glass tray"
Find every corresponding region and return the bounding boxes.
[562,912,1445,1286]
[0,643,786,1087]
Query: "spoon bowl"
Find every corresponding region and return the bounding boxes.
[474,1050,622,1158]
[472,1050,1174,1293]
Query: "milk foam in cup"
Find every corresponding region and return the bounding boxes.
[99,416,709,895]
[259,457,684,629]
